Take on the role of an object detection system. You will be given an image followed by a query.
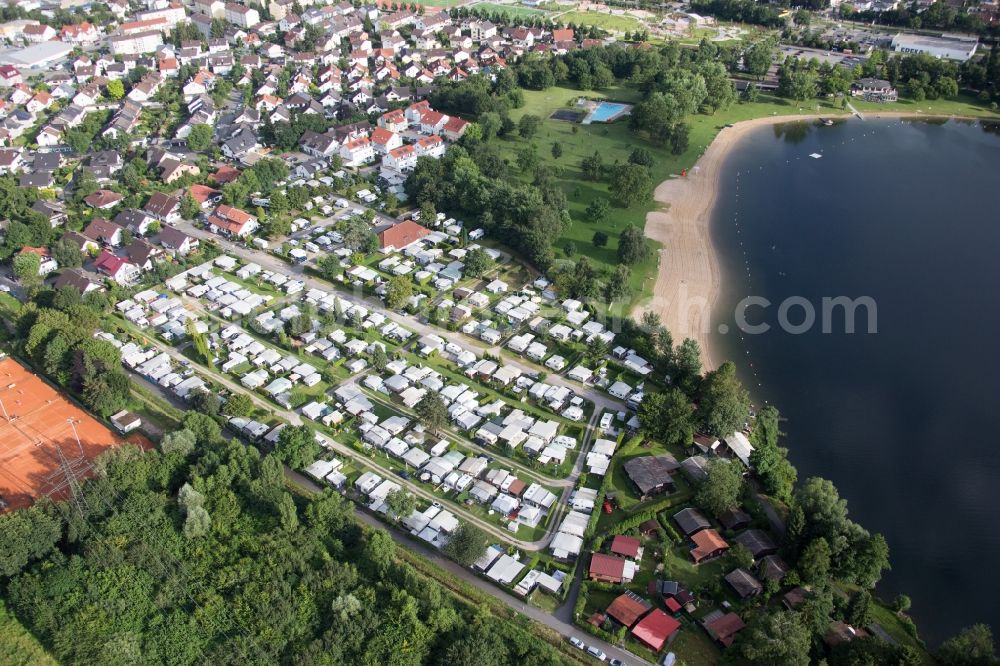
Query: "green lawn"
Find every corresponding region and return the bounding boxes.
[470,2,550,17]
[0,600,56,666]
[850,92,1000,119]
[498,87,854,316]
[555,10,642,33]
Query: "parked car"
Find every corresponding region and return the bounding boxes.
[586,646,607,661]
[569,637,585,650]
[610,659,627,666]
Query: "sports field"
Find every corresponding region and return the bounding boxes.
[0,356,141,511]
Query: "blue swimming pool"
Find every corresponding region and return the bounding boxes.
[589,102,628,122]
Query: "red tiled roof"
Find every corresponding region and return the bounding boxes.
[610,535,641,559]
[189,184,221,204]
[589,552,625,581]
[94,249,131,276]
[378,219,429,250]
[705,612,745,647]
[210,165,241,183]
[690,529,728,563]
[605,592,650,628]
[84,190,123,208]
[370,127,396,145]
[631,609,680,651]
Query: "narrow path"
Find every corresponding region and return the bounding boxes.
[847,100,865,120]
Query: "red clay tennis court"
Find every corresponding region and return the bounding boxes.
[0,356,142,511]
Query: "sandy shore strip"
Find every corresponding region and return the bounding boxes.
[640,115,823,371]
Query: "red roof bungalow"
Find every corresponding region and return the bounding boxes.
[631,609,680,652]
[208,204,258,238]
[189,184,222,208]
[378,219,430,251]
[703,612,746,648]
[551,28,575,42]
[690,529,728,564]
[610,534,642,560]
[210,165,241,184]
[442,115,469,142]
[84,190,124,210]
[605,591,651,628]
[589,552,627,584]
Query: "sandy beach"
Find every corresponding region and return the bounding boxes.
[640,113,870,371]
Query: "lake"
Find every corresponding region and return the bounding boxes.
[710,117,1000,645]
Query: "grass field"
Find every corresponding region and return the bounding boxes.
[555,10,642,33]
[852,92,1000,118]
[496,86,848,315]
[0,600,56,666]
[470,2,550,18]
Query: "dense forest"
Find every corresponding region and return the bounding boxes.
[0,418,574,666]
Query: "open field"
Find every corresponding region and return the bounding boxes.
[556,10,642,33]
[470,2,550,17]
[497,87,849,315]
[0,357,150,511]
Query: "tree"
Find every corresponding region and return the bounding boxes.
[695,459,743,516]
[385,488,416,520]
[797,537,831,586]
[697,361,749,436]
[550,141,563,159]
[937,624,999,666]
[893,594,912,614]
[419,199,437,225]
[106,79,125,100]
[637,388,696,447]
[442,521,489,566]
[592,231,609,247]
[274,425,321,469]
[845,590,872,628]
[610,164,651,207]
[750,406,797,501]
[738,610,811,665]
[222,393,254,418]
[182,411,221,444]
[180,193,199,220]
[370,345,388,372]
[0,504,61,577]
[363,528,396,574]
[628,147,654,167]
[517,114,541,138]
[12,252,41,287]
[585,197,609,224]
[51,237,83,268]
[580,151,603,180]
[617,224,650,265]
[384,275,413,310]
[585,337,610,364]
[606,264,630,302]
[462,247,493,278]
[160,428,196,457]
[183,505,211,538]
[186,124,213,152]
[416,392,447,435]
[81,369,131,417]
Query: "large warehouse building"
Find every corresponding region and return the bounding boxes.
[890,33,979,61]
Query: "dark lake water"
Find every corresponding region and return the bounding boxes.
[710,118,1000,645]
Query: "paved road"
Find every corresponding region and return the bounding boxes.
[284,468,656,666]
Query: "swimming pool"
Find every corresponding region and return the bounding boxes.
[589,102,629,122]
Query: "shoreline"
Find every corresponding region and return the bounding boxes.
[638,111,990,372]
